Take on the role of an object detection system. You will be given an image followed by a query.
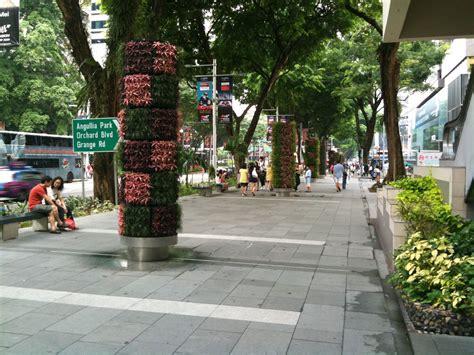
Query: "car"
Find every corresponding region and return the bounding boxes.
[0,166,43,201]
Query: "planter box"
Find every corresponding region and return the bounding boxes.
[195,186,213,197]
[273,188,292,197]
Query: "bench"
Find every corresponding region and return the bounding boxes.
[0,213,49,241]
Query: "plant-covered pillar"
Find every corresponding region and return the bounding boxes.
[304,137,320,178]
[117,41,179,262]
[272,121,296,196]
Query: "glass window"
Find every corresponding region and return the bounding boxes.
[91,20,106,30]
[91,2,101,11]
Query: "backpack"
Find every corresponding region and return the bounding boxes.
[251,169,258,178]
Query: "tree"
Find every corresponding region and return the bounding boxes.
[0,0,83,134]
[344,0,445,181]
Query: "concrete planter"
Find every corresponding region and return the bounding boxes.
[195,186,213,197]
[120,235,177,262]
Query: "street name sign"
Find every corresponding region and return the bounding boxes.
[72,118,119,153]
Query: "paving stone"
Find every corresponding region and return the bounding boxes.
[147,280,201,301]
[116,340,178,355]
[199,318,249,333]
[229,284,271,298]
[322,247,348,257]
[432,334,474,354]
[287,339,342,355]
[176,329,241,354]
[231,328,292,354]
[347,258,378,270]
[348,248,373,259]
[346,291,387,314]
[221,296,264,308]
[2,330,81,354]
[197,278,240,292]
[305,290,345,307]
[59,341,123,354]
[342,329,396,354]
[247,321,295,333]
[0,312,64,335]
[262,296,304,312]
[3,299,46,309]
[34,303,84,316]
[319,256,348,267]
[245,268,283,282]
[298,304,344,332]
[46,307,121,335]
[42,280,92,293]
[81,321,149,346]
[176,270,217,281]
[268,284,309,299]
[112,310,164,325]
[0,332,29,347]
[292,328,343,344]
[344,311,392,332]
[184,290,228,304]
[347,274,383,292]
[276,270,314,287]
[0,305,37,325]
[111,275,174,298]
[136,314,204,346]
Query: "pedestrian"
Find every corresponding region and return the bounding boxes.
[304,166,312,192]
[258,166,266,190]
[342,165,348,190]
[265,162,273,191]
[51,176,76,228]
[28,175,67,234]
[86,163,93,179]
[294,166,301,192]
[248,163,259,196]
[333,160,344,192]
[238,163,249,197]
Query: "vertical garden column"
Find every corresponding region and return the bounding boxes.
[117,41,179,261]
[304,137,320,179]
[271,121,296,197]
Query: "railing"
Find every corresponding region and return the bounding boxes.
[442,66,474,160]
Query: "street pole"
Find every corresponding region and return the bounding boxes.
[212,59,218,173]
[80,153,85,199]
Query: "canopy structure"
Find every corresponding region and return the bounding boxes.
[383,0,474,42]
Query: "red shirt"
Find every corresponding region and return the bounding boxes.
[28,184,47,210]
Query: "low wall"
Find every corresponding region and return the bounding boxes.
[413,166,467,218]
[375,186,407,271]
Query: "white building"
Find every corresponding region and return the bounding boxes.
[85,1,108,65]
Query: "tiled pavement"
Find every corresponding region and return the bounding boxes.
[0,176,413,354]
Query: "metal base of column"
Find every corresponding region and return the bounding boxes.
[274,188,292,197]
[120,235,177,262]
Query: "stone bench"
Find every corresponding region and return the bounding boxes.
[0,213,49,241]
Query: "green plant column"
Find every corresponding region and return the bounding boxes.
[271,122,296,189]
[304,137,319,178]
[118,41,180,241]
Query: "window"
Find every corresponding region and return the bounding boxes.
[91,3,101,11]
[91,20,106,30]
[92,39,106,44]
[25,135,38,146]
[20,158,59,169]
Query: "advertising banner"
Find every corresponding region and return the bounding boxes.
[197,76,213,123]
[217,76,232,124]
[417,151,442,167]
[302,128,309,141]
[0,6,20,48]
[266,115,276,142]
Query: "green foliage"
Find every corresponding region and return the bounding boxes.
[0,1,84,134]
[123,205,151,237]
[178,183,197,197]
[122,108,153,140]
[389,175,474,315]
[151,172,179,205]
[390,232,474,315]
[272,122,296,189]
[304,138,319,178]
[64,196,115,217]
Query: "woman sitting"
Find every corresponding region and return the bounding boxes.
[51,176,75,228]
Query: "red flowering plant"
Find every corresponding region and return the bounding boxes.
[124,41,154,74]
[151,141,177,172]
[124,172,151,205]
[151,205,180,237]
[122,74,152,107]
[152,109,178,140]
[123,141,151,171]
[271,122,296,189]
[152,42,177,75]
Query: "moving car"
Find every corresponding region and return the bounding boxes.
[0,165,43,201]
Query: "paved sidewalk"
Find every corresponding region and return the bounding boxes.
[0,176,411,354]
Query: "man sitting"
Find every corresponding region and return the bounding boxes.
[28,176,66,234]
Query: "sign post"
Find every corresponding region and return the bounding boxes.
[72,118,119,203]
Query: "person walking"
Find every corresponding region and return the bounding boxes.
[265,163,273,191]
[28,176,66,234]
[294,166,301,192]
[248,163,259,196]
[238,163,249,196]
[342,164,348,190]
[304,166,312,192]
[333,160,344,192]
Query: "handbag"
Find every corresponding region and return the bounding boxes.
[64,217,76,230]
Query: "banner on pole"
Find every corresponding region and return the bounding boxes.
[0,5,20,48]
[197,76,213,123]
[266,115,276,142]
[217,76,232,124]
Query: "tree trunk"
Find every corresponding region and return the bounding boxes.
[379,42,405,181]
[362,111,377,165]
[319,137,327,176]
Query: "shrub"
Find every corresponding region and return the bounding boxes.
[390,232,474,315]
[304,137,319,178]
[151,172,179,205]
[64,196,115,217]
